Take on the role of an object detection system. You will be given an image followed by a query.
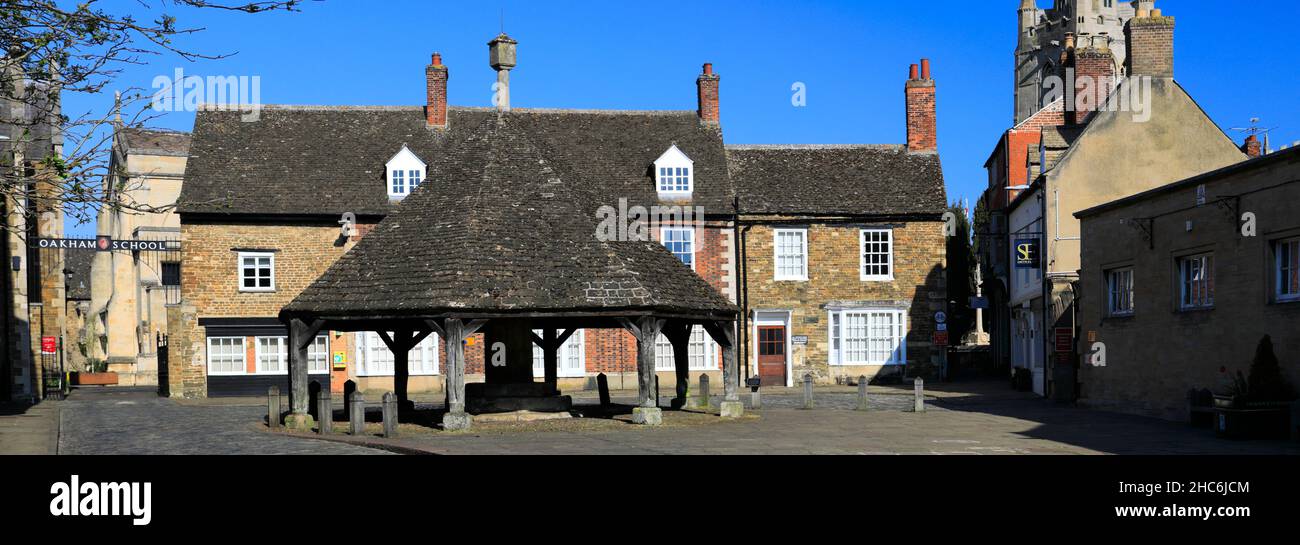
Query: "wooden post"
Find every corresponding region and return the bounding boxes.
[703,320,743,418]
[382,392,398,438]
[317,391,332,435]
[392,333,411,408]
[349,391,366,436]
[621,316,664,425]
[308,380,322,420]
[802,374,814,409]
[439,318,485,431]
[663,322,692,410]
[914,377,925,413]
[268,386,280,429]
[857,375,870,411]
[596,373,611,407]
[542,328,559,391]
[285,318,319,430]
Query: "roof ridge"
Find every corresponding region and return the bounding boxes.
[726,144,904,151]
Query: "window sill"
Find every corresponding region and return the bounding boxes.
[239,289,277,294]
[1177,306,1215,314]
[775,276,809,282]
[1272,297,1300,306]
[1104,313,1135,321]
[860,276,895,283]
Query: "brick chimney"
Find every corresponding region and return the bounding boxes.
[906,59,937,153]
[425,52,448,129]
[1125,5,1175,78]
[1072,37,1117,124]
[1242,135,1262,158]
[697,63,720,125]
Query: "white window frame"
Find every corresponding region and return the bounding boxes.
[653,145,694,197]
[1106,268,1134,316]
[1275,238,1300,303]
[1177,253,1215,310]
[661,227,696,271]
[827,308,907,366]
[531,329,587,378]
[655,326,719,372]
[386,145,427,199]
[355,331,440,377]
[206,337,246,376]
[308,335,330,375]
[254,336,288,375]
[859,229,895,282]
[238,252,275,293]
[773,228,808,281]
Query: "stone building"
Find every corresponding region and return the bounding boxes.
[1015,0,1149,125]
[2,59,66,402]
[89,127,190,386]
[982,4,1251,397]
[63,249,94,373]
[1074,146,1300,420]
[164,36,948,399]
[726,61,947,386]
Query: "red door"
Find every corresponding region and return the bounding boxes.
[757,326,787,387]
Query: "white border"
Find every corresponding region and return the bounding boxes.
[859,228,895,282]
[773,228,809,281]
[237,252,276,293]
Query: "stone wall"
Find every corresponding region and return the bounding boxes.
[741,221,946,384]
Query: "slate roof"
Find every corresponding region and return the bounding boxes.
[282,112,736,317]
[64,250,94,301]
[179,105,733,217]
[725,145,946,216]
[119,128,191,157]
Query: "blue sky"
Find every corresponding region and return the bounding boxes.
[64,0,1300,237]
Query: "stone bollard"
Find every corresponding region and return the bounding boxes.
[914,378,925,413]
[308,380,321,420]
[381,392,398,438]
[857,375,870,411]
[597,373,611,407]
[802,374,814,410]
[317,391,333,435]
[343,380,357,409]
[698,374,710,409]
[350,392,367,436]
[751,384,762,409]
[268,386,281,429]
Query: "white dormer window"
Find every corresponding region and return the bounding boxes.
[386,144,427,199]
[654,144,694,197]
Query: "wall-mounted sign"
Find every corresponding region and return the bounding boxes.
[1054,328,1073,353]
[934,311,947,324]
[1014,239,1041,269]
[36,237,180,252]
[332,352,347,370]
[792,335,809,346]
[41,336,57,355]
[970,297,989,310]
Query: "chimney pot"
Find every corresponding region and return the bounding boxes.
[703,63,713,75]
[920,59,931,80]
[909,64,919,80]
[431,52,442,65]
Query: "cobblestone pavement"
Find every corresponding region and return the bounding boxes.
[57,388,387,455]
[42,382,1300,455]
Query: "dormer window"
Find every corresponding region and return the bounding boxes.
[654,144,694,197]
[386,144,427,199]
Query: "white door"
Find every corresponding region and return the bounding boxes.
[532,329,585,378]
[1027,311,1045,396]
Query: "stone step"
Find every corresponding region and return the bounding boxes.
[466,395,573,415]
[465,382,559,399]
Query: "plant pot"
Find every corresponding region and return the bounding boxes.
[72,372,119,386]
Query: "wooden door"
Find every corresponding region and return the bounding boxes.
[757,326,787,386]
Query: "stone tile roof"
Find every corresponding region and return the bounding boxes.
[179,105,733,217]
[1040,125,1085,173]
[119,128,191,157]
[725,145,946,216]
[64,249,94,301]
[282,113,736,317]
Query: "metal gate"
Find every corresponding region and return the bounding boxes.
[156,333,169,397]
[41,336,65,400]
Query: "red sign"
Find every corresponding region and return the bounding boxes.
[933,331,949,347]
[41,336,57,354]
[1055,328,1073,353]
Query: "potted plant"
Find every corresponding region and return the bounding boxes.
[1214,336,1295,439]
[72,359,119,386]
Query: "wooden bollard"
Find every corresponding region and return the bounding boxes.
[857,375,870,411]
[914,378,925,413]
[267,386,281,429]
[317,391,333,435]
[597,373,611,407]
[802,374,814,409]
[698,374,710,409]
[350,392,367,436]
[381,392,398,438]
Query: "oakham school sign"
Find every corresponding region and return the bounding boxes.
[36,237,180,252]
